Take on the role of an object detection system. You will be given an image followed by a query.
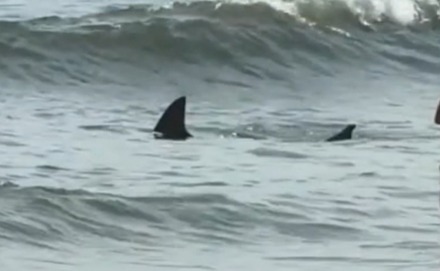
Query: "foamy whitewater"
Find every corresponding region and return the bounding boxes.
[0,0,439,270]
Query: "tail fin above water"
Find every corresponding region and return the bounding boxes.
[326,124,356,142]
[153,96,192,140]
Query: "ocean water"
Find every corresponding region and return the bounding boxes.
[0,0,439,270]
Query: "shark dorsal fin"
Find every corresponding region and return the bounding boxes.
[326,124,356,142]
[153,96,192,140]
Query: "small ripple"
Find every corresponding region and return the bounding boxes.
[361,241,439,250]
[267,255,413,264]
[330,199,358,206]
[273,221,366,240]
[394,240,440,250]
[146,263,214,270]
[0,139,26,147]
[203,77,252,89]
[185,230,246,245]
[359,171,379,177]
[33,112,65,119]
[263,208,309,221]
[0,219,63,242]
[80,167,116,176]
[0,181,18,188]
[267,198,312,211]
[0,131,17,137]
[36,165,70,172]
[164,181,228,187]
[376,224,437,234]
[78,124,128,134]
[377,184,408,192]
[83,198,163,224]
[0,164,13,169]
[329,161,356,167]
[136,127,153,133]
[23,257,74,266]
[4,174,27,181]
[331,207,371,218]
[152,170,200,178]
[381,190,438,199]
[248,147,309,159]
[21,151,46,158]
[243,180,260,187]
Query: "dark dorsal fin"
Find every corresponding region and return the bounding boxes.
[153,96,192,140]
[326,124,356,142]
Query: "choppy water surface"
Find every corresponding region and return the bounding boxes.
[0,0,439,270]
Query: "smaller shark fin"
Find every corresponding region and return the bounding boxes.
[326,124,356,142]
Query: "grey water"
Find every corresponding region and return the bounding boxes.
[0,0,439,270]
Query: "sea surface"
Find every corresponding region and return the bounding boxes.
[0,0,439,270]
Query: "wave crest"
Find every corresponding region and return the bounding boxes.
[0,0,439,84]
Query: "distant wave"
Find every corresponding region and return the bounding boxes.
[0,0,439,85]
